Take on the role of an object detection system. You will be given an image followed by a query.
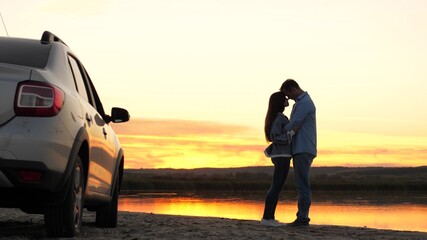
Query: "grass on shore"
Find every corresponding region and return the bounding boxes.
[121,166,427,192]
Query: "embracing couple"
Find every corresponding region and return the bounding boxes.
[261,79,317,227]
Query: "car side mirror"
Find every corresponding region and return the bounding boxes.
[108,107,130,123]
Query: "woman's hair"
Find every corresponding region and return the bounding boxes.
[264,91,286,142]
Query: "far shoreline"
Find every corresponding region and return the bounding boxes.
[122,166,427,192]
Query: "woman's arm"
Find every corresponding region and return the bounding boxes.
[271,115,290,144]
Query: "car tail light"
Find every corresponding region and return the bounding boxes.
[14,81,65,117]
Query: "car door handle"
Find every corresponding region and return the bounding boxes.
[86,113,92,122]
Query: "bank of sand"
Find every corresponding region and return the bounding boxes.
[1,208,427,240]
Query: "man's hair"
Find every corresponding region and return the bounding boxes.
[280,79,300,92]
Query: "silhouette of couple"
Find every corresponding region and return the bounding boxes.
[261,79,317,227]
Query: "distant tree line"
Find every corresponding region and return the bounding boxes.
[120,166,427,192]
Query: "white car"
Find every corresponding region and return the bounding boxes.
[0,31,130,237]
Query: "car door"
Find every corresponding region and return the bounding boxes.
[83,68,117,190]
[68,56,114,195]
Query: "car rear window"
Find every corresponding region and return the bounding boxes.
[0,37,52,68]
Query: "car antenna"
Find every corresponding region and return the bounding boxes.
[0,12,9,36]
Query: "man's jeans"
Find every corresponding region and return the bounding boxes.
[293,153,314,223]
[262,157,291,220]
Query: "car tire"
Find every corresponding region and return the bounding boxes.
[44,156,84,237]
[95,171,119,228]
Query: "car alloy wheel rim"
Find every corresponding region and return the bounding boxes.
[73,165,82,228]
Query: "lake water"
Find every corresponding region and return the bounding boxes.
[118,191,427,233]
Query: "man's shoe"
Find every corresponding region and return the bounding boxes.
[261,218,284,227]
[287,219,309,227]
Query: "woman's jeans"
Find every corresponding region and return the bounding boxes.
[293,153,314,223]
[262,157,291,220]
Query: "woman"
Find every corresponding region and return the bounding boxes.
[261,91,293,227]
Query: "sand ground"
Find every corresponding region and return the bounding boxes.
[1,208,427,240]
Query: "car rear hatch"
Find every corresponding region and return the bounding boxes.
[0,64,31,125]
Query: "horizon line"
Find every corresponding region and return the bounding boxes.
[124,165,427,170]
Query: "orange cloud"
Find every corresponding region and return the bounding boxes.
[318,146,427,167]
[112,119,427,169]
[112,118,254,136]
[112,118,267,169]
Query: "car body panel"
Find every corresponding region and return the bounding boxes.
[0,64,31,125]
[85,108,113,195]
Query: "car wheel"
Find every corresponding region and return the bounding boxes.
[95,171,119,227]
[44,156,84,237]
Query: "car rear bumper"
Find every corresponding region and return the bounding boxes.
[0,158,68,209]
[0,116,77,208]
[0,158,63,189]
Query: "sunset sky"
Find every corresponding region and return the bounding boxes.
[1,0,426,169]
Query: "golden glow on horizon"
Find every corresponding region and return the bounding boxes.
[113,119,427,169]
[116,133,266,169]
[318,131,427,167]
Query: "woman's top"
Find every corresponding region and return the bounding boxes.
[264,113,292,158]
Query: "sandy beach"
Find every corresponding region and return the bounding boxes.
[1,209,427,240]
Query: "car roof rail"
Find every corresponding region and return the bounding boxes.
[41,31,68,46]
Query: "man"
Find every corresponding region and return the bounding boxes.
[280,79,317,227]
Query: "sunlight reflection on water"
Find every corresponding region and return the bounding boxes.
[118,191,427,232]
